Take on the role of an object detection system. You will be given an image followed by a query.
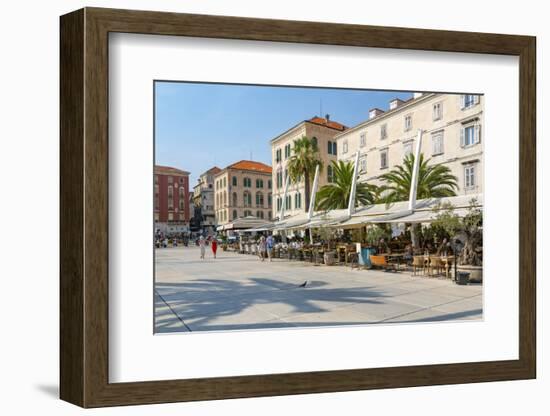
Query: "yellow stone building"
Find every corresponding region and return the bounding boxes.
[213,160,273,226]
[270,115,347,219]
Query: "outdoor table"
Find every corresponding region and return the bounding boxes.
[385,253,405,269]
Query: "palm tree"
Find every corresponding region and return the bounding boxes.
[316,160,378,210]
[287,136,323,212]
[378,153,458,205]
[379,153,458,249]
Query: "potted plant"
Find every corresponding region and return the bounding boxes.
[220,235,228,251]
[431,199,483,283]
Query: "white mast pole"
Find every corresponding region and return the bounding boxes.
[279,173,291,243]
[408,129,423,211]
[308,164,320,219]
[307,164,320,244]
[347,151,361,217]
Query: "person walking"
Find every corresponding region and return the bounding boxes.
[199,235,206,260]
[258,236,267,262]
[266,234,274,262]
[211,237,218,259]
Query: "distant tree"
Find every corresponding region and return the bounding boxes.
[287,136,323,212]
[378,153,458,205]
[378,153,458,249]
[316,160,378,210]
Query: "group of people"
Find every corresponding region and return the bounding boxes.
[198,235,218,260]
[255,235,275,262]
[154,230,190,248]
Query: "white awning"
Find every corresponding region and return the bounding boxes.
[332,194,482,228]
[217,216,273,232]
[369,207,473,224]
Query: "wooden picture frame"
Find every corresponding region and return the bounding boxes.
[60,7,536,408]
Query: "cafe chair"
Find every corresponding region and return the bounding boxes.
[412,255,425,276]
[428,256,444,277]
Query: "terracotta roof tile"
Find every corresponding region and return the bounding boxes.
[307,116,347,131]
[226,160,272,174]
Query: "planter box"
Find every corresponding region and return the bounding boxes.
[324,251,336,266]
[457,265,483,283]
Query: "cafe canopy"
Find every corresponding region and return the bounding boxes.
[216,216,273,232]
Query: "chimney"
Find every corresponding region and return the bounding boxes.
[389,98,405,110]
[369,108,384,119]
[325,114,330,122]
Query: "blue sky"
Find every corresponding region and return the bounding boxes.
[155,81,412,185]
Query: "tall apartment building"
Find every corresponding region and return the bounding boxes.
[270,115,347,219]
[335,93,484,195]
[154,165,190,234]
[213,160,273,226]
[192,166,221,233]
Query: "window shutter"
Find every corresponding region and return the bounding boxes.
[475,124,481,144]
[460,127,465,147]
[460,95,466,109]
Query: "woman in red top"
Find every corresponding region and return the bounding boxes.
[211,238,218,259]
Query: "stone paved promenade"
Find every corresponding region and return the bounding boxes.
[155,246,482,333]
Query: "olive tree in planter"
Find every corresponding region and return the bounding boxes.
[365,225,390,248]
[316,221,338,265]
[431,198,483,282]
[220,235,228,251]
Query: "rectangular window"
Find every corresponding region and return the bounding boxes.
[360,158,367,172]
[332,142,337,155]
[380,149,389,169]
[179,188,185,210]
[328,141,333,155]
[381,124,387,139]
[461,124,480,147]
[432,131,444,155]
[360,132,366,147]
[168,186,174,210]
[433,102,443,120]
[462,94,479,109]
[403,140,414,157]
[343,140,348,154]
[232,176,237,186]
[464,165,476,189]
[404,115,412,132]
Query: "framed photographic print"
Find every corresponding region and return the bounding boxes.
[60,7,536,408]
